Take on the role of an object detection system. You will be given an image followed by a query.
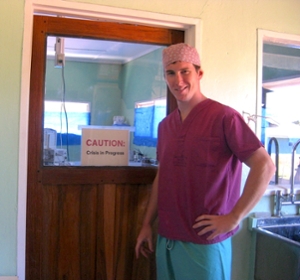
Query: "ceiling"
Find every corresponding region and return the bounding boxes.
[47,36,163,64]
[263,43,300,82]
[47,36,300,81]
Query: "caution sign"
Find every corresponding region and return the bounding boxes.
[81,128,129,166]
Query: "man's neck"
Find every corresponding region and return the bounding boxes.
[178,94,207,122]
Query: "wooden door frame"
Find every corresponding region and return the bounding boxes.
[18,2,201,279]
[28,15,184,279]
[29,14,184,181]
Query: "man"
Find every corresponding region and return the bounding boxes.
[135,43,275,280]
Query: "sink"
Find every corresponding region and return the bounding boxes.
[252,216,300,280]
[256,224,300,244]
[254,216,300,246]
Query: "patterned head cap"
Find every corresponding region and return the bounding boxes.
[162,43,201,68]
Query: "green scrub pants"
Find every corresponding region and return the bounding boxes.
[156,235,232,280]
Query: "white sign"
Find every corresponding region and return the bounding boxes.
[81,128,129,166]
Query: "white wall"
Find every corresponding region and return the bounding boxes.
[0,0,299,279]
[0,0,23,277]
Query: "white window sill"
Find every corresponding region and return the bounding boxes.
[264,184,300,196]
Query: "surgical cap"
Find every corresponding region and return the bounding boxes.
[162,43,201,68]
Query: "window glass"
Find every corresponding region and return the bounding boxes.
[133,98,166,148]
[258,35,300,185]
[44,36,166,166]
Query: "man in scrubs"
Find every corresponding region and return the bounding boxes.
[135,43,275,280]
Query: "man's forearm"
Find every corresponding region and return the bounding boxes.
[142,170,159,227]
[231,147,275,222]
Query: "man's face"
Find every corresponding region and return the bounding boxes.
[164,61,203,103]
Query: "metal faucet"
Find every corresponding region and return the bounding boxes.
[274,190,283,216]
[268,137,279,185]
[290,139,300,201]
[274,139,300,216]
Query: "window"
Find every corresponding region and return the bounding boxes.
[43,35,167,166]
[44,100,90,138]
[257,30,300,185]
[133,99,166,147]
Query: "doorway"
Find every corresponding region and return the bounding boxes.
[26,15,183,279]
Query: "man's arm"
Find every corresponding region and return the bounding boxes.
[135,169,159,258]
[193,146,276,240]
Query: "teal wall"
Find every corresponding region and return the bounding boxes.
[121,48,164,112]
[120,48,165,158]
[46,59,100,104]
[46,59,124,161]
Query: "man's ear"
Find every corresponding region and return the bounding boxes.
[198,69,204,79]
